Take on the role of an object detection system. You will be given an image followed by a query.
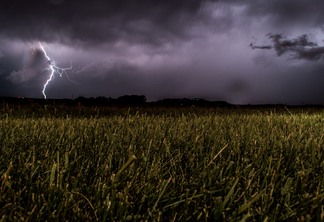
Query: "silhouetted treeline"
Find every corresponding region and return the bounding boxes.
[0,96,230,107]
[152,98,230,107]
[75,95,147,106]
[0,95,323,108]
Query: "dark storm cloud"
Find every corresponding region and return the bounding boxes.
[252,34,324,61]
[0,0,323,104]
[0,0,213,47]
[241,0,324,27]
[249,44,272,50]
[269,34,317,55]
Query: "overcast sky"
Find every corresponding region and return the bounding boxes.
[0,0,324,104]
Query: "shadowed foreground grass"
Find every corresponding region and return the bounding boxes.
[0,109,323,221]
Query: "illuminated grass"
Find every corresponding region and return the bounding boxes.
[0,108,323,221]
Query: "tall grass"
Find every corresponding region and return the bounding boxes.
[0,108,323,221]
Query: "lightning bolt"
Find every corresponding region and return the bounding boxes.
[39,43,72,99]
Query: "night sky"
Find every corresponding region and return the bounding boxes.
[0,0,324,104]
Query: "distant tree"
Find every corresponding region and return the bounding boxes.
[117,95,147,105]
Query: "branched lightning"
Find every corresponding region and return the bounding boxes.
[39,43,72,99]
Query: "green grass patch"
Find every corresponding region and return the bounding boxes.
[0,107,323,221]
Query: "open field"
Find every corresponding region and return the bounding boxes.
[0,105,323,221]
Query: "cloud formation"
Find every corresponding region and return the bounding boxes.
[0,0,323,104]
[0,0,207,47]
[9,45,47,83]
[251,34,324,61]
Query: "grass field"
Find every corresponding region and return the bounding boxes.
[0,105,323,221]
